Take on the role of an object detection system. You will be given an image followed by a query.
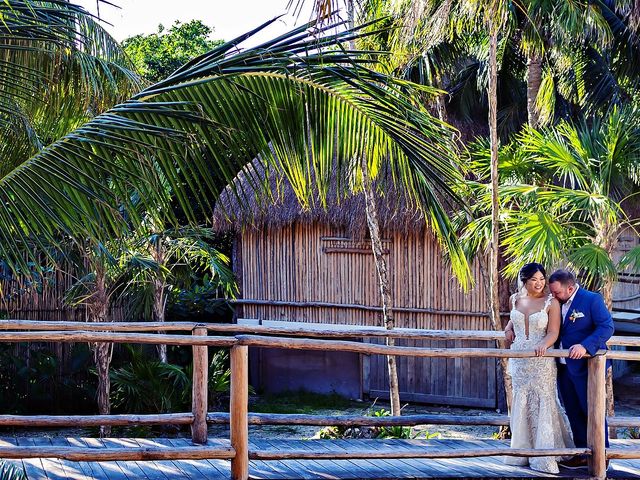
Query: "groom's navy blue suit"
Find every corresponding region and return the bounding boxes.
[555,287,614,448]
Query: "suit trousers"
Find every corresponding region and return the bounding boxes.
[557,364,609,448]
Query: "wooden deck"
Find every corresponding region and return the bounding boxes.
[3,437,640,479]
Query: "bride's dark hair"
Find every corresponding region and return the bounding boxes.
[519,262,546,283]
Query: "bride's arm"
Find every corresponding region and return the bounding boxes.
[534,298,561,356]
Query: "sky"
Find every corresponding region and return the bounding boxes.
[75,0,318,44]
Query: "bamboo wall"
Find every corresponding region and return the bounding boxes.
[238,222,497,408]
[0,266,132,388]
[613,230,640,311]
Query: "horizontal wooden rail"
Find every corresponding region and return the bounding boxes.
[0,320,635,346]
[0,330,236,347]
[231,298,501,317]
[0,413,193,427]
[606,448,640,459]
[248,447,591,460]
[236,334,596,359]
[0,445,235,461]
[608,417,640,427]
[2,412,635,429]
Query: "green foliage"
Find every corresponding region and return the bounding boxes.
[110,345,232,413]
[316,404,440,440]
[0,462,25,480]
[110,345,190,414]
[167,277,234,322]
[122,20,224,82]
[0,343,94,414]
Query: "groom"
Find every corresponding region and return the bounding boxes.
[548,269,614,468]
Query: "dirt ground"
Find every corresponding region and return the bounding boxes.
[4,372,639,441]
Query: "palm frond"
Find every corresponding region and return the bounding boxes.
[3,16,470,284]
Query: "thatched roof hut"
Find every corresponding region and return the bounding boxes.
[213,157,498,408]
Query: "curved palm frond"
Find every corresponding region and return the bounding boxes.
[2,13,470,282]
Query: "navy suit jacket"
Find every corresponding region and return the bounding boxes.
[557,287,614,376]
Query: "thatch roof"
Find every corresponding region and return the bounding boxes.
[212,155,432,237]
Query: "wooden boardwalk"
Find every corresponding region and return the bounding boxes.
[2,437,640,479]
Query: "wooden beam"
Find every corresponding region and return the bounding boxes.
[0,413,192,427]
[236,335,590,359]
[606,448,640,459]
[243,413,509,426]
[0,320,633,347]
[607,417,640,427]
[0,445,235,461]
[230,299,504,317]
[230,345,249,480]
[588,355,607,480]
[191,326,208,445]
[0,330,236,347]
[248,447,590,460]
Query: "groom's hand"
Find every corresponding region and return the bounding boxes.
[505,328,515,344]
[568,344,587,359]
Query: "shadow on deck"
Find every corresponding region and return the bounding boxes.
[4,437,640,479]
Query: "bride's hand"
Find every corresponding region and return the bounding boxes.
[534,343,548,357]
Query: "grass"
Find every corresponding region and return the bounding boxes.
[250,390,353,414]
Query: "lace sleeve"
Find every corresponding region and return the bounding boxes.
[543,294,553,311]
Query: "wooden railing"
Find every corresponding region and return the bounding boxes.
[0,320,639,480]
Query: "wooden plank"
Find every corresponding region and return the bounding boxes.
[133,438,188,479]
[285,437,359,479]
[163,438,217,479]
[252,439,319,480]
[167,437,228,478]
[152,438,207,480]
[100,437,152,480]
[29,437,69,480]
[65,438,110,480]
[80,437,130,480]
[48,437,94,480]
[11,437,48,480]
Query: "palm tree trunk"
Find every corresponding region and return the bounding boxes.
[152,240,168,363]
[89,267,112,437]
[526,52,543,128]
[488,15,512,426]
[595,220,617,438]
[153,278,168,363]
[361,155,401,416]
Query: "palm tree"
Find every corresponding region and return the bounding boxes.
[464,105,640,436]
[4,2,469,420]
[124,223,235,363]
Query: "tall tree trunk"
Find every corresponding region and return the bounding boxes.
[153,240,168,363]
[488,16,512,429]
[89,266,112,437]
[526,52,543,128]
[153,277,168,363]
[596,221,618,439]
[361,156,401,416]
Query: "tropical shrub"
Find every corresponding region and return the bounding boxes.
[0,461,25,480]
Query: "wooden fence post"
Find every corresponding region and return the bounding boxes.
[191,326,208,444]
[587,354,607,479]
[230,345,249,480]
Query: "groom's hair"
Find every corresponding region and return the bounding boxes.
[548,270,576,286]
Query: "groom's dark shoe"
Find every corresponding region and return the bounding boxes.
[558,455,588,469]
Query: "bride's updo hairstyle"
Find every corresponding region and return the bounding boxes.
[517,262,546,296]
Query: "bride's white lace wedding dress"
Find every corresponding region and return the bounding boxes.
[505,294,574,474]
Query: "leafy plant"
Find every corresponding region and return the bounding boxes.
[110,345,233,414]
[110,345,190,414]
[315,403,441,440]
[0,461,25,480]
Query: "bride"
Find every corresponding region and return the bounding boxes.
[503,262,574,473]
